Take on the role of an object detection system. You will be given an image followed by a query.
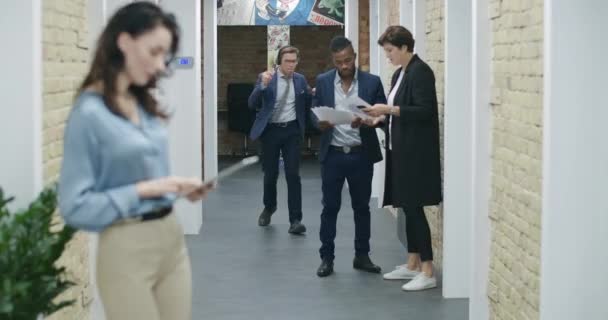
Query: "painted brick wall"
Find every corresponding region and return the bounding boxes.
[488,1,544,319]
[217,26,267,156]
[43,0,91,319]
[358,0,370,71]
[388,0,400,25]
[291,26,344,85]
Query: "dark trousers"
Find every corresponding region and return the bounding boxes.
[402,206,434,262]
[260,121,302,223]
[319,148,374,261]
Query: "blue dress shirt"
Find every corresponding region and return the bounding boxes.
[58,91,175,232]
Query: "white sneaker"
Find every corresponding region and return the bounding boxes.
[383,266,421,280]
[401,273,437,291]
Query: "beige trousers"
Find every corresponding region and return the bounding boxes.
[97,214,191,320]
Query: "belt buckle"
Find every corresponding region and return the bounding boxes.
[343,146,351,154]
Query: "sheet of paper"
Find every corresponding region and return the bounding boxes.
[202,156,259,185]
[344,95,371,108]
[312,106,355,125]
[339,96,373,120]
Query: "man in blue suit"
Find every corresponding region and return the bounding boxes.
[312,36,387,277]
[248,46,311,234]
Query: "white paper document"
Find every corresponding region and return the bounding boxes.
[343,95,371,108]
[311,106,355,125]
[340,96,374,120]
[202,156,259,185]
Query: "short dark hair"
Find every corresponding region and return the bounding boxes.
[276,45,300,65]
[377,26,415,52]
[329,36,353,53]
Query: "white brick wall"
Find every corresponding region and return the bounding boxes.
[488,0,544,319]
[43,0,91,319]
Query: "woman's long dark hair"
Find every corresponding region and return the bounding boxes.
[78,2,180,119]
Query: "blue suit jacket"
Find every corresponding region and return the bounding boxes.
[247,71,311,140]
[312,69,387,163]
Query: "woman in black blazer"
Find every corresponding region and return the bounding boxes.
[364,26,442,292]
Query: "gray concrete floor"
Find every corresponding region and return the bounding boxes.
[186,158,468,320]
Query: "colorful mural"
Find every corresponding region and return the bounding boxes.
[217,0,344,26]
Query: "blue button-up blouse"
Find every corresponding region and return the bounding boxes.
[58,91,175,232]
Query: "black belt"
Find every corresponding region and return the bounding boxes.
[329,145,363,154]
[270,120,297,128]
[140,206,173,221]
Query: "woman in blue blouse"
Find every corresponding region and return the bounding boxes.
[58,3,211,319]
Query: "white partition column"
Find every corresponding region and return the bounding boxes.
[345,0,359,55]
[470,0,492,317]
[443,0,472,299]
[400,0,414,30]
[369,0,383,202]
[413,0,427,58]
[203,0,218,180]
[161,0,203,234]
[0,1,43,210]
[369,0,380,77]
[540,1,608,319]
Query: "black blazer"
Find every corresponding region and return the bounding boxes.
[312,69,387,163]
[382,55,443,208]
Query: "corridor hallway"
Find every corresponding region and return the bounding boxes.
[186,158,468,320]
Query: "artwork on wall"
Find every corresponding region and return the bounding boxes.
[267,25,290,70]
[217,0,344,26]
[307,0,344,25]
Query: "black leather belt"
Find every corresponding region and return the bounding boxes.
[329,145,363,154]
[140,206,173,221]
[270,120,296,128]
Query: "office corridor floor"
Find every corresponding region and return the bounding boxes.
[186,158,468,320]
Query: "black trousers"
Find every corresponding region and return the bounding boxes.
[260,121,302,223]
[402,206,434,262]
[319,148,374,261]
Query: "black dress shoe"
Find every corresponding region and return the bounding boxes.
[317,260,334,277]
[353,255,381,273]
[288,220,306,234]
[258,207,276,226]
